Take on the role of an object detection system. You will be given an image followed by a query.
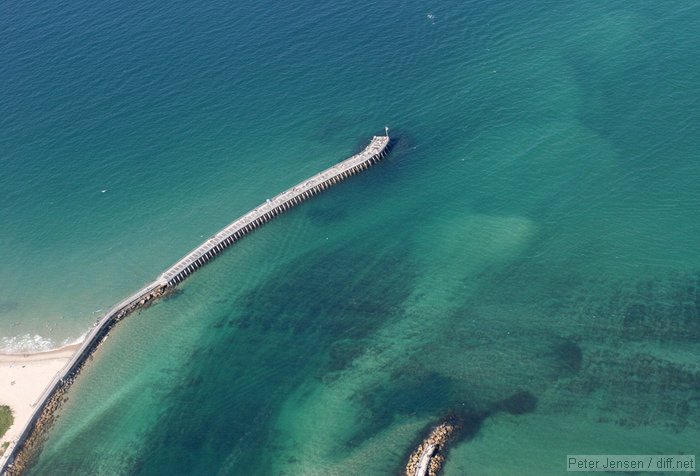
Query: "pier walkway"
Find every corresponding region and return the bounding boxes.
[0,133,391,475]
[158,134,390,287]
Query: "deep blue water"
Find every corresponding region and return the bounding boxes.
[1,0,700,474]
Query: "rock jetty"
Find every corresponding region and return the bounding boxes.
[404,420,457,476]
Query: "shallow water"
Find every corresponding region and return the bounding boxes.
[3,0,699,474]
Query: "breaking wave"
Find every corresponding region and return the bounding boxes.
[1,333,86,354]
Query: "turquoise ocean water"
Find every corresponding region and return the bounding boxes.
[2,0,700,474]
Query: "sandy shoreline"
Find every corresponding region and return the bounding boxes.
[0,343,81,465]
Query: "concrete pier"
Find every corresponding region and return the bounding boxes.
[0,134,391,475]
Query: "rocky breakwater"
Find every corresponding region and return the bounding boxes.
[1,285,171,476]
[404,420,457,476]
[2,378,73,476]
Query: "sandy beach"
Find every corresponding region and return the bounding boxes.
[0,344,79,466]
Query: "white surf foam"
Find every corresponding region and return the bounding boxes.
[1,332,87,353]
[1,334,56,353]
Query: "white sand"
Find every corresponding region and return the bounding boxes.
[0,344,79,465]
